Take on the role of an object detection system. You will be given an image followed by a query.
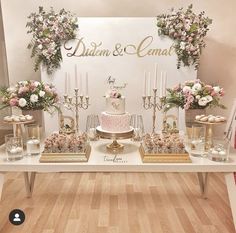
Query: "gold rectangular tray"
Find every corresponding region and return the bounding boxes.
[39,145,91,163]
[139,145,192,163]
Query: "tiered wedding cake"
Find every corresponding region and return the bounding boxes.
[100,81,131,133]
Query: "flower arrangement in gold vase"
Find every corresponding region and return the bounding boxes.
[0,80,59,113]
[164,79,225,111]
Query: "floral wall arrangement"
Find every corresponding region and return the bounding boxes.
[164,79,225,111]
[0,80,59,112]
[26,7,78,74]
[157,4,212,69]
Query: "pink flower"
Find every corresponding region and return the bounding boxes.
[9,98,19,107]
[184,103,190,110]
[205,85,213,91]
[44,85,50,92]
[219,89,225,96]
[187,95,194,103]
[211,90,217,96]
[18,86,29,94]
[173,84,181,91]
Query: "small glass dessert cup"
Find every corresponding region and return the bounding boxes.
[208,138,230,162]
[5,136,24,161]
[25,124,41,156]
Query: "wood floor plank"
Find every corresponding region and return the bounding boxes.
[0,172,234,233]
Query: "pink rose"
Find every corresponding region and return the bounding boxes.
[9,98,18,107]
[173,85,181,91]
[211,90,217,96]
[187,95,194,103]
[184,103,190,110]
[44,85,51,92]
[205,85,213,91]
[18,86,29,94]
[219,89,225,96]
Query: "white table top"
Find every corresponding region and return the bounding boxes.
[0,140,236,173]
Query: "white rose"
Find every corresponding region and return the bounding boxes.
[196,95,201,100]
[192,83,202,91]
[7,87,16,93]
[180,41,186,50]
[34,81,40,87]
[38,16,43,22]
[205,95,213,103]
[30,94,38,103]
[19,98,27,107]
[18,81,28,85]
[38,44,43,50]
[198,97,207,106]
[183,86,192,93]
[39,91,45,97]
[213,86,220,93]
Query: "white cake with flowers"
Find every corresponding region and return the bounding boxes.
[100,78,131,133]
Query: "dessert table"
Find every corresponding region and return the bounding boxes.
[0,140,236,229]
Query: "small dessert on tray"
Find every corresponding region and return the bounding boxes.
[3,114,33,123]
[195,114,226,123]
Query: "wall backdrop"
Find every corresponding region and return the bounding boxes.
[1,0,236,134]
[41,17,196,135]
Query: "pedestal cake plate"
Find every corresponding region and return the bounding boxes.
[3,119,35,137]
[195,120,226,151]
[96,126,134,151]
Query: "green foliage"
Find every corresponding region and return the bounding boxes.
[26,7,78,75]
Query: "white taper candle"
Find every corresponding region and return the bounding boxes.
[86,72,88,96]
[143,70,147,96]
[148,72,151,96]
[164,71,167,96]
[160,71,163,97]
[79,73,83,95]
[68,73,71,96]
[75,64,78,88]
[65,72,67,95]
[154,63,158,89]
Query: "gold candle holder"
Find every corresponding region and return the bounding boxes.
[142,89,165,134]
[63,88,89,134]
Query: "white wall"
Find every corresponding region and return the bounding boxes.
[1,0,236,134]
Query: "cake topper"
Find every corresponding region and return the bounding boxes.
[107,76,127,91]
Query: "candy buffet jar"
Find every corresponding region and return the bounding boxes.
[208,138,230,162]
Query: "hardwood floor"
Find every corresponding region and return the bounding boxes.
[0,172,234,233]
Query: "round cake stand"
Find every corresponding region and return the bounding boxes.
[2,119,35,137]
[96,126,134,151]
[195,120,226,150]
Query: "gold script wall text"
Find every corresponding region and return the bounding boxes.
[64,36,175,58]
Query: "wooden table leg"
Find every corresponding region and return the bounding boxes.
[23,172,36,198]
[197,172,209,199]
[0,172,5,200]
[225,172,236,231]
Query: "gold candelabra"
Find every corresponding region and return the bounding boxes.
[142,89,165,134]
[63,88,89,134]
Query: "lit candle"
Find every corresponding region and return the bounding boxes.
[86,72,88,96]
[65,72,67,95]
[148,72,151,96]
[75,65,78,88]
[143,70,147,96]
[154,63,158,89]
